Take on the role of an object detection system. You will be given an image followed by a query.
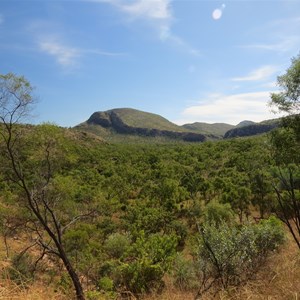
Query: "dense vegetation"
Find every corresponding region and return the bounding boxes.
[0,125,287,299]
[0,53,299,299]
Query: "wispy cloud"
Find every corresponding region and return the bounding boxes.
[241,36,300,53]
[232,65,278,82]
[89,0,200,55]
[117,0,172,20]
[158,25,200,56]
[87,0,171,20]
[177,91,283,125]
[241,17,300,54]
[38,37,125,68]
[39,40,80,67]
[0,14,4,25]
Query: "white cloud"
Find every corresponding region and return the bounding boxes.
[90,0,200,55]
[118,0,172,20]
[241,18,300,54]
[242,36,300,53]
[158,25,200,56]
[39,40,80,67]
[89,0,172,20]
[176,91,284,125]
[232,65,278,82]
[261,81,277,89]
[38,37,125,68]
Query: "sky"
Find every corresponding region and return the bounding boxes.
[1,0,300,127]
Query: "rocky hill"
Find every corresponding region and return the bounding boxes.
[182,122,235,138]
[75,108,207,142]
[75,108,280,142]
[224,120,279,138]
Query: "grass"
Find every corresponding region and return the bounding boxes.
[144,228,300,300]
[0,227,299,300]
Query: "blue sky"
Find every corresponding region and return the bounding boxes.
[1,0,300,126]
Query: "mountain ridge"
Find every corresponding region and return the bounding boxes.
[75,108,280,142]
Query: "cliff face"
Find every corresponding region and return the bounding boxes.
[224,123,278,138]
[86,110,206,142]
[77,108,281,142]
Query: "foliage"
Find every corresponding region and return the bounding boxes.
[117,232,177,294]
[203,200,234,226]
[98,276,114,291]
[269,53,300,250]
[0,74,87,299]
[270,53,300,114]
[271,165,300,249]
[195,217,285,297]
[0,77,294,298]
[104,233,130,259]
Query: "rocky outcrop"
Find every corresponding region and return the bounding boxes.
[224,123,278,139]
[87,110,206,142]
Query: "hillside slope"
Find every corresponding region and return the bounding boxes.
[182,122,234,137]
[224,119,279,138]
[75,107,282,142]
[76,108,208,142]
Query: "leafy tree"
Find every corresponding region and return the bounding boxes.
[122,200,173,237]
[270,54,300,249]
[0,73,87,299]
[271,165,300,249]
[270,53,300,114]
[250,170,273,218]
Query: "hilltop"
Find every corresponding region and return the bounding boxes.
[75,108,208,142]
[75,107,280,142]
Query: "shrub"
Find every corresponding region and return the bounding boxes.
[118,232,177,294]
[104,233,130,259]
[98,276,114,291]
[195,216,285,297]
[203,200,234,226]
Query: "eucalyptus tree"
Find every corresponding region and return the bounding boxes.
[0,73,86,299]
[270,54,300,249]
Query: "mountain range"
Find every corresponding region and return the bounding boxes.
[74,108,279,142]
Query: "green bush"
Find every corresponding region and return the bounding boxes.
[118,232,177,294]
[196,216,285,294]
[203,200,234,226]
[98,276,114,291]
[104,233,130,259]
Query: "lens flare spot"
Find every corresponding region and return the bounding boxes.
[212,9,222,20]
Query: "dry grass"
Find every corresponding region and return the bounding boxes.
[0,280,68,300]
[143,229,300,300]
[0,229,300,300]
[223,232,300,300]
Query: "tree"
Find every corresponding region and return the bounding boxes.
[270,54,300,250]
[270,53,300,114]
[250,170,273,218]
[0,73,85,299]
